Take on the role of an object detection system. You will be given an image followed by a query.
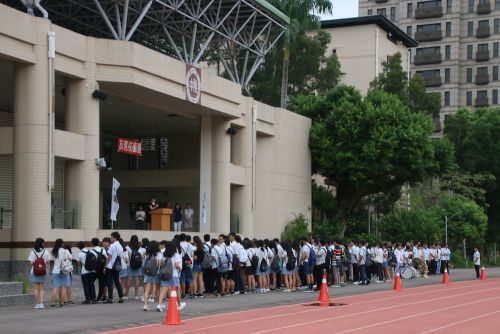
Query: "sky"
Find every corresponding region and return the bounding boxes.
[321,0,359,20]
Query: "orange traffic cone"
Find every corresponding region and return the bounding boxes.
[393,272,403,291]
[442,268,450,285]
[480,266,487,281]
[162,287,182,325]
[318,270,329,306]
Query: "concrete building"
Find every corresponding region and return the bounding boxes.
[321,15,418,94]
[0,3,311,278]
[359,0,500,130]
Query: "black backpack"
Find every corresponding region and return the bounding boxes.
[182,245,192,272]
[84,250,98,272]
[143,255,158,275]
[95,249,106,272]
[232,249,240,270]
[129,249,142,270]
[286,250,296,271]
[325,247,333,269]
[271,251,281,271]
[250,250,259,270]
[259,250,268,272]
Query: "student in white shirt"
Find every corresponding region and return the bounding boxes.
[350,241,360,284]
[142,240,162,311]
[179,234,194,297]
[440,243,451,274]
[374,243,384,283]
[49,238,73,308]
[255,240,268,293]
[300,237,314,292]
[245,240,257,293]
[280,241,293,292]
[126,235,142,300]
[76,241,96,304]
[183,203,194,231]
[158,241,186,312]
[473,248,481,279]
[28,238,50,309]
[104,231,124,303]
[119,238,130,299]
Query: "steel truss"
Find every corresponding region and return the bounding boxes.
[5,0,287,90]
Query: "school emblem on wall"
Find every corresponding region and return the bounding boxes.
[186,65,201,104]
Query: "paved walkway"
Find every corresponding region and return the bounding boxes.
[1,268,499,334]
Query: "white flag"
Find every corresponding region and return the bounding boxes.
[201,191,207,225]
[110,178,120,221]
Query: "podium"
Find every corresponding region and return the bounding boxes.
[151,208,172,231]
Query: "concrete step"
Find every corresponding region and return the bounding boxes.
[0,282,23,296]
[0,293,34,307]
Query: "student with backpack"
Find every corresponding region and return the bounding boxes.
[292,240,301,291]
[126,235,142,300]
[103,231,124,303]
[76,241,97,304]
[245,240,257,293]
[300,237,315,292]
[224,238,236,295]
[63,243,75,305]
[158,241,186,312]
[91,238,108,302]
[28,238,50,309]
[314,240,327,291]
[49,238,73,308]
[142,240,161,311]
[255,240,268,293]
[119,238,130,299]
[279,241,293,292]
[179,234,194,298]
[192,236,205,297]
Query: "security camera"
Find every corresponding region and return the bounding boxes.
[95,158,107,169]
[92,89,107,101]
[226,127,238,135]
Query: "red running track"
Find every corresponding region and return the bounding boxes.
[98,278,500,334]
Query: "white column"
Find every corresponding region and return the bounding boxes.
[211,117,231,233]
[12,45,51,241]
[64,65,100,237]
[199,116,212,233]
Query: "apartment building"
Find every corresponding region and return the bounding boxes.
[359,0,500,130]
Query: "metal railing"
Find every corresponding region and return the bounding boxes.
[51,209,77,229]
[0,207,12,229]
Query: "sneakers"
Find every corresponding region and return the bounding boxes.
[34,304,40,309]
[375,280,383,283]
[143,305,150,311]
[178,302,186,311]
[353,281,360,285]
[282,289,292,293]
[304,289,313,293]
[134,295,140,300]
[156,304,162,312]
[148,297,155,303]
[118,299,124,304]
[39,304,45,309]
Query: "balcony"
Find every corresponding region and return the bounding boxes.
[475,96,489,107]
[415,30,443,42]
[476,50,490,61]
[414,53,442,65]
[423,76,442,87]
[475,73,490,85]
[415,6,443,19]
[375,0,388,3]
[477,26,490,38]
[477,2,491,14]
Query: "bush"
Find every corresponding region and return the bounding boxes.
[12,274,30,294]
[450,250,471,269]
[282,214,310,242]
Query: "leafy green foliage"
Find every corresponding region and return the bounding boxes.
[281,214,310,241]
[293,85,451,236]
[371,52,441,117]
[380,208,442,244]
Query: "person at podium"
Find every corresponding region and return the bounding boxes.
[148,198,159,230]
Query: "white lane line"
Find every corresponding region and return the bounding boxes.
[418,309,500,334]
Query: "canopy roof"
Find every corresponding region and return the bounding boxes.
[5,0,289,89]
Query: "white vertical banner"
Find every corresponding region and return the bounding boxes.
[110,178,120,226]
[201,191,207,226]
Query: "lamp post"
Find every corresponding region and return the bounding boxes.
[445,212,461,244]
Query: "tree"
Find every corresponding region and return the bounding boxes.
[371,52,441,117]
[444,107,500,242]
[250,30,341,107]
[267,0,332,108]
[292,85,452,236]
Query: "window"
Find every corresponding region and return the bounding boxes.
[466,91,472,106]
[417,23,441,32]
[417,69,441,79]
[478,20,489,29]
[493,89,498,104]
[407,3,413,17]
[494,65,499,81]
[497,0,500,10]
[478,43,489,52]
[446,22,452,37]
[467,45,473,59]
[445,45,451,60]
[417,0,443,9]
[477,67,488,76]
[390,7,396,21]
[368,9,373,15]
[467,68,473,82]
[407,26,413,37]
[416,46,441,55]
[445,68,450,83]
[469,0,475,12]
[444,91,450,106]
[477,90,488,100]
[468,22,474,37]
[494,42,499,57]
[447,0,452,12]
[495,19,499,34]
[377,8,387,16]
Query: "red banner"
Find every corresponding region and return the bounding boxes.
[117,138,142,156]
